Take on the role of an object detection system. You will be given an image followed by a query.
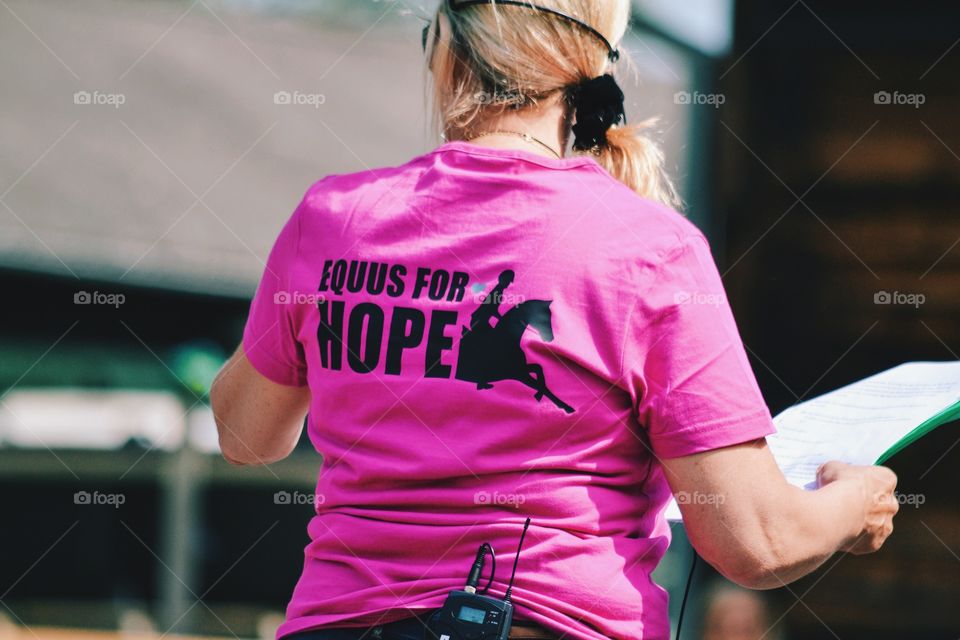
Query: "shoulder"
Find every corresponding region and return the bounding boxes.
[300,167,402,208]
[575,166,710,268]
[291,152,438,223]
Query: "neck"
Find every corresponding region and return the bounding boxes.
[456,97,572,159]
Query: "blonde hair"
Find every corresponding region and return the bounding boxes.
[426,0,681,208]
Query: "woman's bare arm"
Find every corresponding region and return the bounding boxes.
[210,347,311,465]
[660,438,899,589]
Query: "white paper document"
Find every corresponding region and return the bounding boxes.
[664,361,960,522]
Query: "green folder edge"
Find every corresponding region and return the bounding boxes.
[875,400,960,464]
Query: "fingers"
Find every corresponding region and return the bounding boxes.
[874,464,898,491]
[850,467,899,555]
[848,516,895,555]
[820,463,899,555]
[817,461,898,491]
[816,460,849,487]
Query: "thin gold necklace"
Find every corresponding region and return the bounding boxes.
[465,130,563,160]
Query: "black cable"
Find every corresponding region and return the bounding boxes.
[675,551,697,640]
[465,542,497,595]
[481,542,496,594]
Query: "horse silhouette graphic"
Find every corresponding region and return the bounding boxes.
[455,269,575,414]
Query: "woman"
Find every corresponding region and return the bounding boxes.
[211,1,899,639]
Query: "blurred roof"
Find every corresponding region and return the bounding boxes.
[1,0,432,296]
[1,0,688,297]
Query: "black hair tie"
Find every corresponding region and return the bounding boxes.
[569,74,625,151]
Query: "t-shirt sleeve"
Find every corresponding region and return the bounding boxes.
[241,201,309,387]
[622,232,776,459]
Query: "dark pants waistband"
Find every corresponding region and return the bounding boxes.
[284,609,559,640]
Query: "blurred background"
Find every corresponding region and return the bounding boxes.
[1,0,958,638]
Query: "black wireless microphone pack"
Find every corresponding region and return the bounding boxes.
[425,517,532,640]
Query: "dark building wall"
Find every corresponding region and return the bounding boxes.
[719,1,960,637]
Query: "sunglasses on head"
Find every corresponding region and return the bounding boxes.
[421,0,620,62]
[421,20,433,52]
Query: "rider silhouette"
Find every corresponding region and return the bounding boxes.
[455,269,574,413]
[468,269,514,330]
[462,269,514,389]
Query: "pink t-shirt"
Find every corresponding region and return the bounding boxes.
[242,140,776,640]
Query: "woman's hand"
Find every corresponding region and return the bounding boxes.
[661,438,901,589]
[816,461,899,555]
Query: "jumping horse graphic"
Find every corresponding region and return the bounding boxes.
[455,269,575,414]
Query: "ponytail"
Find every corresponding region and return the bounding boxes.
[590,119,681,208]
[565,72,681,208]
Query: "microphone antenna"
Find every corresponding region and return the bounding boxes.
[503,517,531,603]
